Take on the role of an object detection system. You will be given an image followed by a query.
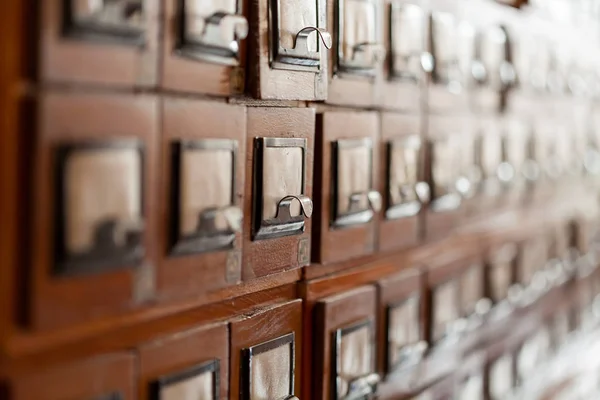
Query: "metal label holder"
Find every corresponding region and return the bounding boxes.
[386,296,427,375]
[332,138,381,228]
[170,139,242,256]
[335,0,386,77]
[53,140,145,277]
[428,140,462,213]
[62,0,146,45]
[241,333,296,400]
[331,320,380,400]
[252,137,313,241]
[388,3,426,83]
[177,0,249,66]
[269,0,331,72]
[386,136,429,220]
[151,359,220,400]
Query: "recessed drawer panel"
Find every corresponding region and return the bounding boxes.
[230,299,303,400]
[40,0,158,87]
[30,92,159,330]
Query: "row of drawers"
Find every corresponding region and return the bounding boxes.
[5,231,599,400]
[22,90,600,330]
[34,0,597,108]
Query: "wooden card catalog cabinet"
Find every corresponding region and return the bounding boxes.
[30,92,158,330]
[475,25,514,112]
[7,353,135,400]
[381,2,427,110]
[243,108,314,279]
[139,323,228,400]
[313,111,380,267]
[40,0,158,86]
[486,354,514,400]
[230,300,302,400]
[487,244,517,305]
[327,0,385,107]
[428,12,471,112]
[159,99,245,302]
[247,0,330,100]
[380,114,425,252]
[314,286,379,400]
[161,0,249,95]
[377,270,426,377]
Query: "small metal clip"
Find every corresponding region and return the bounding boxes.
[335,190,381,228]
[173,206,242,255]
[182,11,248,65]
[192,12,248,51]
[295,27,332,53]
[386,182,429,220]
[254,195,313,240]
[274,26,332,69]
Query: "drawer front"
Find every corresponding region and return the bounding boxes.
[315,111,381,265]
[30,91,159,330]
[243,108,315,279]
[230,299,303,400]
[40,0,159,87]
[314,286,378,400]
[139,322,228,400]
[161,0,248,95]
[9,353,136,400]
[158,99,246,302]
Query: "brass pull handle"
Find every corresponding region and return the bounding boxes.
[294,27,332,52]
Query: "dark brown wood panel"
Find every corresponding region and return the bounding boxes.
[158,98,246,303]
[29,91,159,330]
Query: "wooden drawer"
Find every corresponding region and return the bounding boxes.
[160,0,248,96]
[7,353,136,400]
[378,0,426,111]
[470,117,505,216]
[313,111,381,267]
[29,91,159,330]
[230,299,303,400]
[376,269,426,379]
[485,243,517,305]
[247,0,330,100]
[157,99,246,302]
[425,116,473,241]
[380,113,424,252]
[327,0,384,107]
[242,107,315,279]
[39,0,159,87]
[426,253,483,348]
[313,286,378,400]
[427,9,471,114]
[139,322,228,400]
